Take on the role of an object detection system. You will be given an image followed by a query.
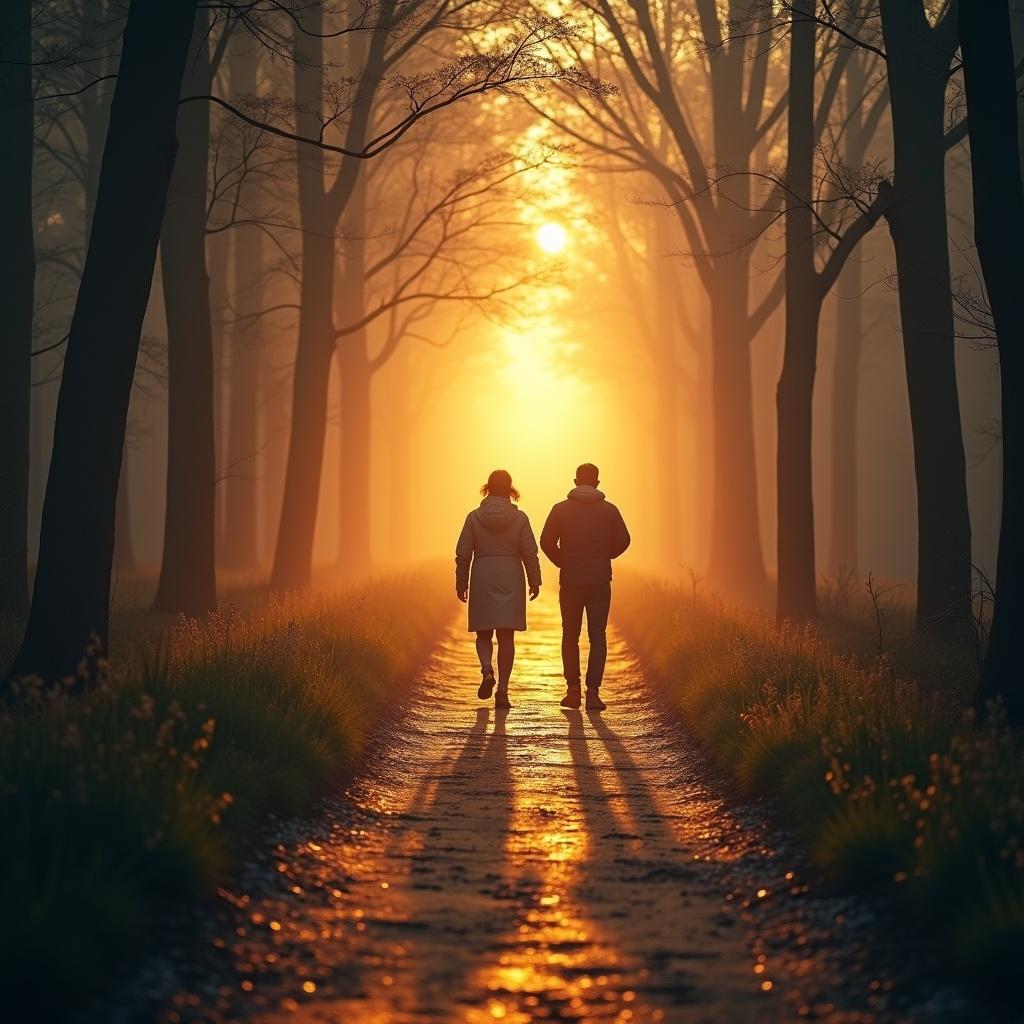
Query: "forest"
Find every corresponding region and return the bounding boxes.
[1,1,1022,1020]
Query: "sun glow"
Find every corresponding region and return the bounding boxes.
[536,221,568,254]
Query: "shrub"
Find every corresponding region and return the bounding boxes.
[615,575,1024,991]
[0,570,450,1009]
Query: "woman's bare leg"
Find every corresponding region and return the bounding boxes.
[496,629,515,689]
[476,630,497,700]
[475,630,494,673]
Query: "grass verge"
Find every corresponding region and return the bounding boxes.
[615,575,1024,994]
[0,569,451,1011]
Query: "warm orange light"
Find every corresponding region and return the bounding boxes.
[536,221,568,253]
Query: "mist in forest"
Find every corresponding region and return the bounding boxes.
[1,0,1019,705]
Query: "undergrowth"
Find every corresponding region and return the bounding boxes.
[0,570,450,1010]
[616,575,1024,994]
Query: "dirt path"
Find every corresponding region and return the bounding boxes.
[136,593,976,1024]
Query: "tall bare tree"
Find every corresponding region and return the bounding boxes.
[876,0,971,634]
[9,0,198,685]
[0,0,35,618]
[827,49,887,574]
[217,45,270,571]
[152,9,231,615]
[269,2,369,590]
[775,1,890,622]
[961,0,1024,725]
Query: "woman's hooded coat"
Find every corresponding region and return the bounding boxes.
[456,496,541,631]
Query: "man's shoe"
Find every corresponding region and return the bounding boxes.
[560,684,582,709]
[478,668,496,700]
[585,689,606,711]
[495,686,512,709]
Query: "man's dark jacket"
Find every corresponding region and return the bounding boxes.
[539,485,631,586]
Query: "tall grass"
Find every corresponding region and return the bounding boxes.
[616,576,1024,991]
[0,570,451,1010]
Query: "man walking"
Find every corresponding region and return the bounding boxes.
[540,463,631,711]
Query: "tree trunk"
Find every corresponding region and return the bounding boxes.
[335,163,373,576]
[880,3,972,634]
[271,0,384,589]
[1014,1,1024,185]
[221,50,264,571]
[113,448,136,573]
[152,10,217,616]
[388,406,411,560]
[776,0,820,624]
[259,354,288,569]
[9,0,197,684]
[80,17,134,578]
[827,264,860,573]
[336,339,373,575]
[776,302,823,622]
[650,214,686,571]
[961,2,1024,724]
[653,369,684,570]
[208,226,231,558]
[29,377,50,566]
[827,58,872,575]
[270,10,336,592]
[701,36,771,599]
[271,230,336,590]
[0,0,34,619]
[221,229,263,570]
[828,261,862,574]
[707,282,766,598]
[690,323,713,576]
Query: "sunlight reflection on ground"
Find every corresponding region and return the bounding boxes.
[146,591,938,1024]
[233,593,762,1023]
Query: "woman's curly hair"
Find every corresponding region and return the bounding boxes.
[480,469,520,502]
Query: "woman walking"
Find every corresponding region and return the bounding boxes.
[455,470,542,708]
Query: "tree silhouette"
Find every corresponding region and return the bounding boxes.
[827,44,887,575]
[0,0,34,619]
[876,0,971,634]
[9,0,199,685]
[151,8,224,616]
[961,0,1024,725]
[776,0,891,622]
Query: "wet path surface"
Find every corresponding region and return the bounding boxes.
[130,593,979,1024]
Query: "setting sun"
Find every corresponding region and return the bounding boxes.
[536,221,568,253]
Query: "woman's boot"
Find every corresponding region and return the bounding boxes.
[560,683,582,709]
[478,667,496,700]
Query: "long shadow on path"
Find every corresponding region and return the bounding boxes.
[562,708,764,1022]
[385,705,521,1020]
